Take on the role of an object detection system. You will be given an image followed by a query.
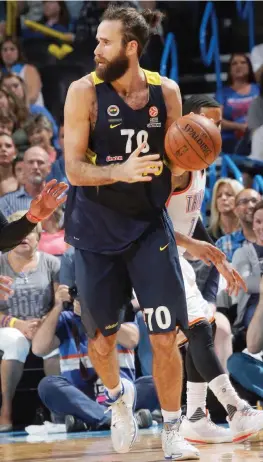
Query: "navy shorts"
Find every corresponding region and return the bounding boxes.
[75,214,188,338]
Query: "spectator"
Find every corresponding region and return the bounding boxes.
[216,188,261,262]
[232,200,263,330]
[38,205,68,256]
[248,72,263,161]
[0,210,60,431]
[0,133,18,196]
[0,145,50,217]
[0,36,44,106]
[46,119,67,184]
[0,108,16,135]
[1,73,59,148]
[12,156,25,187]
[216,53,259,153]
[25,114,57,163]
[209,178,244,241]
[22,1,71,40]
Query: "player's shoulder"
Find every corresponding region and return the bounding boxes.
[67,74,95,100]
[161,76,180,95]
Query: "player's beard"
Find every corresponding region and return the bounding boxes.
[95,50,129,83]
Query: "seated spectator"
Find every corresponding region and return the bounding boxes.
[209,178,244,241]
[227,276,263,401]
[248,72,263,161]
[46,119,67,184]
[0,210,60,431]
[0,36,44,106]
[216,53,259,154]
[22,1,71,40]
[38,205,68,256]
[232,201,263,331]
[0,133,18,196]
[25,114,57,163]
[1,72,59,147]
[0,145,50,217]
[216,188,261,262]
[0,108,16,135]
[12,156,25,187]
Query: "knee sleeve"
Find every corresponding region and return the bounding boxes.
[0,328,30,362]
[184,320,224,383]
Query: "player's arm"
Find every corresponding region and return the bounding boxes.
[161,76,182,131]
[64,79,162,186]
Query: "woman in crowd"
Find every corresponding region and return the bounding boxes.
[0,210,61,431]
[38,205,68,256]
[0,36,44,106]
[209,178,244,241]
[0,132,18,196]
[216,53,259,153]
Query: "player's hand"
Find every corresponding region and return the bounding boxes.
[114,142,163,183]
[26,180,68,223]
[0,276,13,300]
[186,239,226,266]
[215,260,247,296]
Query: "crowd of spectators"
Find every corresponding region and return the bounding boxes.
[0,0,262,433]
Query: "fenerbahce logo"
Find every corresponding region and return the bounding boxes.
[107,105,120,116]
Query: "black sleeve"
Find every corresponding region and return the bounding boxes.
[0,210,37,252]
[192,217,215,246]
[202,264,220,304]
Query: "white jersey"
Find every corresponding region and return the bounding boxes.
[167,171,206,255]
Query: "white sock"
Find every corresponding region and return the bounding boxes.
[162,408,181,423]
[209,374,244,419]
[186,381,207,420]
[107,380,122,400]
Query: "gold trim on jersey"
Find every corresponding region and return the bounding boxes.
[86,148,97,165]
[91,68,161,86]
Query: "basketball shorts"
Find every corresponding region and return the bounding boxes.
[176,255,215,348]
[75,214,188,338]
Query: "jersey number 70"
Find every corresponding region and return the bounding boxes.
[121,129,150,154]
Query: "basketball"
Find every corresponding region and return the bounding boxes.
[165,113,222,171]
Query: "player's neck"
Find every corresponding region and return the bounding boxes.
[171,172,191,192]
[111,64,145,96]
[219,212,239,234]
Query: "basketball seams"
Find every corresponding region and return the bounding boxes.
[186,115,218,161]
[166,130,194,170]
[172,125,210,167]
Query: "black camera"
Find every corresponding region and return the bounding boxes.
[69,285,78,302]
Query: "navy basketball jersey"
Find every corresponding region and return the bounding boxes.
[65,69,171,253]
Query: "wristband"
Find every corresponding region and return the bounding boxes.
[9,317,17,328]
[1,315,12,327]
[26,211,42,223]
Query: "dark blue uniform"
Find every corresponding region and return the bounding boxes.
[65,69,188,338]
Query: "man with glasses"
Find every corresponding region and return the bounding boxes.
[216,189,261,262]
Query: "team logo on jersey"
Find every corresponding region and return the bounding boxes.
[149,106,158,117]
[107,105,120,116]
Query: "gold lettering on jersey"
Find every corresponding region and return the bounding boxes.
[142,162,163,177]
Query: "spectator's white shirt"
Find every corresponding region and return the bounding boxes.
[251,44,263,73]
[250,125,263,161]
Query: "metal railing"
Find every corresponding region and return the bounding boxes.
[236,0,255,52]
[221,154,244,183]
[199,1,222,91]
[160,32,178,82]
[252,174,263,194]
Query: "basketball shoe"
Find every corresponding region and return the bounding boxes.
[227,401,263,443]
[162,419,200,460]
[179,412,232,444]
[105,378,138,453]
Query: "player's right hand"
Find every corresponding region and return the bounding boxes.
[114,142,163,183]
[187,239,225,266]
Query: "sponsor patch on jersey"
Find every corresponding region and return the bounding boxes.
[149,106,158,117]
[147,116,161,128]
[107,105,120,117]
[106,155,123,162]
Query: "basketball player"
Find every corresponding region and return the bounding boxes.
[63,6,208,460]
[167,94,263,444]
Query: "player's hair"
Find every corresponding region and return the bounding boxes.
[183,95,220,116]
[252,199,263,218]
[209,178,244,239]
[102,5,164,57]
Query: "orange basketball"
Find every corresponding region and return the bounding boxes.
[165,113,222,171]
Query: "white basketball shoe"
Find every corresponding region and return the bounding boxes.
[162,419,200,460]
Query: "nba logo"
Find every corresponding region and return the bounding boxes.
[107,105,120,116]
[149,106,158,117]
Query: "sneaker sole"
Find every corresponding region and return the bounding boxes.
[184,435,233,444]
[164,451,200,460]
[233,429,258,443]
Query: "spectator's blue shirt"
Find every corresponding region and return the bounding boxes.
[216,229,247,262]
[47,156,68,185]
[216,84,259,142]
[30,104,59,148]
[0,187,32,218]
[56,311,136,396]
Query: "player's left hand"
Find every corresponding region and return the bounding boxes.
[215,260,247,296]
[26,180,68,222]
[187,239,226,266]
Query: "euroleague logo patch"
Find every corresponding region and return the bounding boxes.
[107,105,120,117]
[149,106,158,117]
